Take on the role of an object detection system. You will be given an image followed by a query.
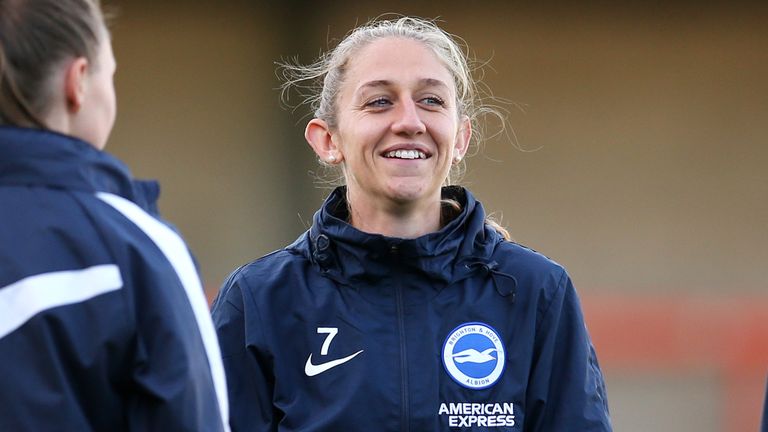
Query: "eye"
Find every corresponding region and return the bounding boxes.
[420,96,445,107]
[365,97,392,108]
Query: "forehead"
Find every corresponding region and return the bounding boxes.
[343,37,455,94]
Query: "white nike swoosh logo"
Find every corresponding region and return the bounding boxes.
[304,350,364,377]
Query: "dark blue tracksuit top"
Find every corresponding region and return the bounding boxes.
[0,126,229,431]
[212,186,612,431]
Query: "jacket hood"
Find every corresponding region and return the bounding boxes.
[0,126,159,212]
[299,186,504,288]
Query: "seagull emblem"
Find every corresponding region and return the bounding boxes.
[452,348,498,364]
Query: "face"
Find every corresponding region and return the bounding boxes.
[70,31,117,150]
[329,37,469,212]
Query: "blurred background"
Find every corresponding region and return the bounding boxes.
[107,1,767,430]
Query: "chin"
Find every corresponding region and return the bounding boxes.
[385,182,434,204]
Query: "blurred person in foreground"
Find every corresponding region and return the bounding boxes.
[212,16,611,431]
[0,0,228,430]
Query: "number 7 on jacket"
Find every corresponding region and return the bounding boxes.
[317,327,338,356]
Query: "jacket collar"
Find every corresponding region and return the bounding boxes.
[304,186,498,287]
[0,126,160,212]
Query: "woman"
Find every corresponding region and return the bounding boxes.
[0,1,228,430]
[212,16,611,431]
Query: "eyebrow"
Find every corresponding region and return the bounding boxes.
[357,78,451,93]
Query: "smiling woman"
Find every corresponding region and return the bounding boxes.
[304,36,470,237]
[212,16,612,432]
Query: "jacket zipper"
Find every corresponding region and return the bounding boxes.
[392,244,410,432]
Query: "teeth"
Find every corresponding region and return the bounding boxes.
[385,150,426,159]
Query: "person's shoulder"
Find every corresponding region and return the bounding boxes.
[492,239,567,278]
[0,183,90,222]
[214,238,314,316]
[490,240,578,319]
[240,249,305,278]
[224,233,312,290]
[0,186,114,283]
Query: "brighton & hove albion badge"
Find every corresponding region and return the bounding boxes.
[442,322,506,389]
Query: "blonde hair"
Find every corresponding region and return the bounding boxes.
[279,15,511,240]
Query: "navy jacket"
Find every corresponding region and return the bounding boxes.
[0,126,229,431]
[212,186,611,431]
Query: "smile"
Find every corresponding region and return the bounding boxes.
[384,149,427,160]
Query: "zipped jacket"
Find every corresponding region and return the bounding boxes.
[212,186,611,431]
[0,126,229,431]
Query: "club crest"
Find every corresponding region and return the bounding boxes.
[442,322,506,389]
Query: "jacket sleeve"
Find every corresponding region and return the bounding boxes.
[92,192,228,432]
[121,259,227,432]
[212,272,277,432]
[525,270,612,431]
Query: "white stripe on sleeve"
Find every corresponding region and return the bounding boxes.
[0,264,122,340]
[96,192,229,432]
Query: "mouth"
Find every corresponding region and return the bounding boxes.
[383,149,428,160]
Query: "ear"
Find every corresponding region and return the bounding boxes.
[454,115,472,159]
[305,118,343,164]
[64,57,89,114]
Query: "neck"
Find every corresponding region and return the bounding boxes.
[41,102,70,138]
[346,190,442,239]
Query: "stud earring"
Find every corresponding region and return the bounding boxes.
[454,155,462,163]
[327,154,336,163]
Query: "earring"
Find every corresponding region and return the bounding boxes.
[453,155,462,163]
[327,154,336,163]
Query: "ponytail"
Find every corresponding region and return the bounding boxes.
[0,0,105,128]
[485,217,512,241]
[441,196,512,241]
[0,40,46,127]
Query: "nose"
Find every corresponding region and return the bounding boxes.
[391,99,426,136]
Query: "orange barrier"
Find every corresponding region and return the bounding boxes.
[582,294,768,431]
